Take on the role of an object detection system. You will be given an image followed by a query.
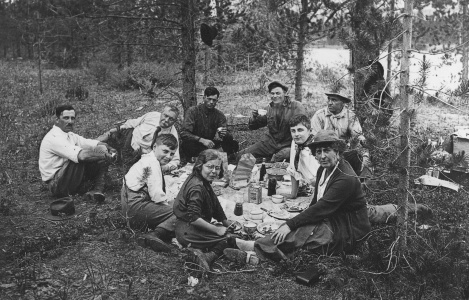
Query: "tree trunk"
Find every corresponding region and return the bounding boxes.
[204,46,210,84]
[295,0,308,102]
[37,38,43,95]
[397,0,414,253]
[215,0,223,69]
[181,0,197,112]
[386,0,395,90]
[461,1,468,83]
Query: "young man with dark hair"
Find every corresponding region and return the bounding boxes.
[39,105,116,201]
[236,81,306,162]
[180,86,239,159]
[121,133,179,253]
[286,114,320,199]
[98,105,180,172]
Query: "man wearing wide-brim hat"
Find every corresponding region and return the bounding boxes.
[235,81,306,162]
[310,92,370,176]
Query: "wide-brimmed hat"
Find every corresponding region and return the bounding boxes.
[44,198,76,221]
[307,130,345,151]
[325,93,352,103]
[268,81,288,92]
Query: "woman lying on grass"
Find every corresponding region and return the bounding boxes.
[223,130,372,264]
[173,149,258,272]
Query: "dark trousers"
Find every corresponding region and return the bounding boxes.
[236,138,291,162]
[343,150,362,177]
[121,185,176,232]
[181,133,239,159]
[48,160,108,197]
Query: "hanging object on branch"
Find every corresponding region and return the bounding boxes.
[200,23,218,47]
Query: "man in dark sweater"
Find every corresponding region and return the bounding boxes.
[236,81,306,162]
[180,87,239,160]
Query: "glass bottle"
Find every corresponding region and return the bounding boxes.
[259,158,267,182]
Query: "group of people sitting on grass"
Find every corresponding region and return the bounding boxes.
[38,81,431,272]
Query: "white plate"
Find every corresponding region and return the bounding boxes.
[268,210,291,220]
[257,221,284,235]
[243,212,267,222]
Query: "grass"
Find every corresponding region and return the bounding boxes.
[1,59,469,299]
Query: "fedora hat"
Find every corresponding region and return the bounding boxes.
[325,93,352,103]
[44,198,76,221]
[307,130,345,151]
[268,81,288,92]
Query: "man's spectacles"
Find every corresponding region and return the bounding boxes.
[204,164,221,171]
[162,113,177,123]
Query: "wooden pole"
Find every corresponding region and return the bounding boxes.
[386,0,395,91]
[461,0,468,83]
[397,0,414,252]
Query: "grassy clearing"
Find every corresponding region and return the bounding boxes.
[1,60,469,299]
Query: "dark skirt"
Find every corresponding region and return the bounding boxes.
[175,219,227,250]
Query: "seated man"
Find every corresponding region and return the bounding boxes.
[39,105,116,201]
[180,86,239,159]
[285,114,320,199]
[98,105,180,173]
[121,133,179,253]
[310,93,370,176]
[237,81,306,162]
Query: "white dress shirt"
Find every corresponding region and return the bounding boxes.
[39,125,99,181]
[124,152,167,204]
[120,111,180,168]
[286,139,319,185]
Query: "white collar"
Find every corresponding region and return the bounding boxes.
[51,125,71,137]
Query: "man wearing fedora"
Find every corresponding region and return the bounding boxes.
[310,93,370,176]
[39,105,116,201]
[236,81,306,162]
[97,104,181,173]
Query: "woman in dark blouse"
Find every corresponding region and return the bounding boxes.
[173,149,257,272]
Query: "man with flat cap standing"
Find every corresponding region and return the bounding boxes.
[310,93,370,176]
[237,81,306,162]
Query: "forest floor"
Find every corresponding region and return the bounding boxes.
[1,60,469,300]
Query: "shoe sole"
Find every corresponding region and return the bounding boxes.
[185,248,210,272]
[138,236,172,253]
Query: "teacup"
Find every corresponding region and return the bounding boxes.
[243,222,257,234]
[271,195,284,204]
[250,209,264,220]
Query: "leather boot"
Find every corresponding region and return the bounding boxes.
[185,248,218,272]
[85,160,109,202]
[137,232,172,253]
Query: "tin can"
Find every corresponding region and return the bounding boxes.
[248,184,262,204]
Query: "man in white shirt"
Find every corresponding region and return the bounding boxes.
[285,114,320,199]
[311,93,370,177]
[39,105,116,201]
[98,105,180,173]
[121,134,179,253]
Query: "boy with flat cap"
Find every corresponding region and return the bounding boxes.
[236,81,306,162]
